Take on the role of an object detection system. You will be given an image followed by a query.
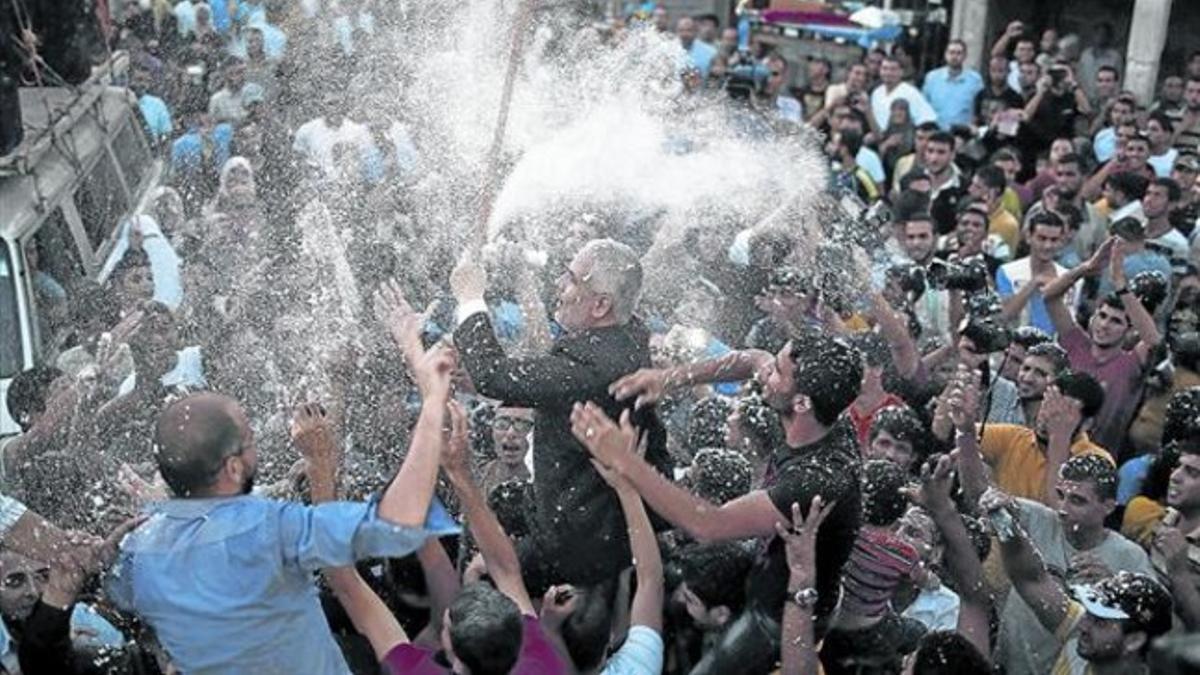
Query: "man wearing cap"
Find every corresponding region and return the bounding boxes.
[998,506,1170,675]
[987,466,1166,675]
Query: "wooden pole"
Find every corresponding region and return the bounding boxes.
[472,0,538,253]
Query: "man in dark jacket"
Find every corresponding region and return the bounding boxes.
[449,238,672,584]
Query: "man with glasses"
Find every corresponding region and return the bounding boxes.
[478,406,534,498]
[448,238,673,585]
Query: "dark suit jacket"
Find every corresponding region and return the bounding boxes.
[454,312,672,583]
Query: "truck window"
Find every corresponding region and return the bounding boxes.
[29,208,81,355]
[75,153,130,250]
[0,245,23,378]
[112,119,151,193]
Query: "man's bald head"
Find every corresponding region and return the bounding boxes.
[154,393,248,497]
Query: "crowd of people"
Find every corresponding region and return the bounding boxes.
[1,1,1200,674]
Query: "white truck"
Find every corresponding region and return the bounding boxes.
[1,53,160,436]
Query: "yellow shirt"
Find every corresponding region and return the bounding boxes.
[988,205,1022,257]
[979,424,1113,503]
[1050,601,1088,675]
[1002,186,1023,221]
[1121,496,1166,549]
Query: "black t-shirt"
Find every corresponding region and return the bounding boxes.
[744,417,862,623]
[974,86,1025,126]
[1026,90,1079,142]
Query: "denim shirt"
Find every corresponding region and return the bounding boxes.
[105,495,457,674]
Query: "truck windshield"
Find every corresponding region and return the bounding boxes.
[0,243,24,378]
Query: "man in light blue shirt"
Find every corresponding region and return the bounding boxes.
[105,343,460,675]
[922,40,984,130]
[678,17,716,79]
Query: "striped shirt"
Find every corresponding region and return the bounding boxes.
[840,526,920,619]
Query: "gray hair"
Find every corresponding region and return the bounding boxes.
[579,238,643,323]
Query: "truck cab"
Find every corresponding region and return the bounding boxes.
[1,53,161,436]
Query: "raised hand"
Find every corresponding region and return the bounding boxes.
[1081,236,1117,277]
[441,399,472,478]
[774,496,837,587]
[540,584,582,631]
[902,454,956,512]
[609,368,669,410]
[412,343,458,401]
[450,253,488,305]
[373,279,429,364]
[1039,385,1083,442]
[290,403,341,473]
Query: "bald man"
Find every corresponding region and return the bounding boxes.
[103,380,458,674]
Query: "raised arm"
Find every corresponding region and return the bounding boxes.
[776,496,837,675]
[593,443,663,632]
[869,292,918,378]
[1037,386,1083,509]
[609,349,773,410]
[1043,238,1115,336]
[441,400,534,615]
[297,404,412,660]
[986,490,1072,634]
[1109,246,1161,364]
[945,370,990,506]
[571,403,785,543]
[991,20,1023,59]
[905,456,992,659]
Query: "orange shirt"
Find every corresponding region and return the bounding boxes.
[979,424,1113,503]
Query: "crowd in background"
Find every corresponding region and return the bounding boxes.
[1,1,1199,674]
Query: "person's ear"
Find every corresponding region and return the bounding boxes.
[791,394,812,418]
[591,294,614,320]
[1101,497,1117,518]
[224,454,246,486]
[1122,630,1147,655]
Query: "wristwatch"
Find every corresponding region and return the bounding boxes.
[788,587,819,609]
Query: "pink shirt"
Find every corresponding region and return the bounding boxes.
[382,614,566,675]
[1059,326,1143,456]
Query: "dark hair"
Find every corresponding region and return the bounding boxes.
[1056,152,1084,170]
[110,248,152,287]
[849,331,892,369]
[1027,210,1065,234]
[1141,440,1185,502]
[1059,454,1118,500]
[926,131,955,149]
[154,394,245,497]
[1105,171,1150,202]
[1148,110,1176,135]
[862,459,910,526]
[688,396,734,453]
[676,541,755,615]
[561,581,617,671]
[1054,370,1105,420]
[1097,64,1120,78]
[1024,342,1070,375]
[991,148,1020,165]
[1163,388,1200,446]
[893,189,932,223]
[1098,293,1132,325]
[1152,176,1182,203]
[911,630,993,674]
[789,333,863,427]
[691,448,754,504]
[1055,202,1084,230]
[974,165,1006,192]
[732,393,784,451]
[915,121,941,135]
[839,128,864,156]
[868,405,927,451]
[6,365,63,430]
[1012,325,1052,349]
[447,583,524,675]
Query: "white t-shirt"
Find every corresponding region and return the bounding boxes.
[869,82,937,130]
[292,117,375,175]
[601,625,663,675]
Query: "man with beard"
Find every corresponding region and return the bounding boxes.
[1150,438,1200,630]
[103,333,460,674]
[602,331,863,674]
[448,238,673,584]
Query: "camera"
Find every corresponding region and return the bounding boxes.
[958,291,1011,354]
[725,60,768,100]
[926,256,990,293]
[887,263,928,299]
[960,314,1012,354]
